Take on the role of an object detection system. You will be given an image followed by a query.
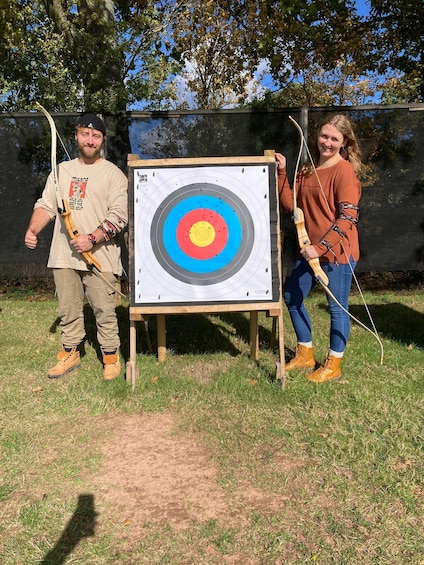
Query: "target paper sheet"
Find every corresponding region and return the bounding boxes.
[130,163,279,306]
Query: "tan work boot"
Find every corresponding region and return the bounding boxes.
[102,351,121,381]
[48,347,80,379]
[285,344,316,370]
[306,355,342,383]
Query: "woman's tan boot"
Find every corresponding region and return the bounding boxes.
[285,344,316,370]
[47,347,80,379]
[306,355,342,383]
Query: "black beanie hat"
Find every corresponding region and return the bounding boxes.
[75,114,106,135]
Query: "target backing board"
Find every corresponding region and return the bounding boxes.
[128,157,280,307]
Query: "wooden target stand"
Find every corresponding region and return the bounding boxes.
[125,152,287,389]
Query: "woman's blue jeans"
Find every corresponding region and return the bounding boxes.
[283,258,356,353]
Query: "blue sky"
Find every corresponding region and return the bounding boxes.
[355,0,370,16]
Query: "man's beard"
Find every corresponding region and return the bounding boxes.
[78,144,102,162]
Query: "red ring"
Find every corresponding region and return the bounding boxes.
[176,209,228,259]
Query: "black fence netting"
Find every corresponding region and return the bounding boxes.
[1,105,423,278]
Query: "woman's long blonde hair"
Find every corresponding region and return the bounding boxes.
[302,114,362,177]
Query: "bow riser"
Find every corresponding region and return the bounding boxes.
[61,200,102,272]
[293,206,329,286]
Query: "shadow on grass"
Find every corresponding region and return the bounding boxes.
[47,305,245,369]
[125,312,243,357]
[50,303,286,381]
[317,302,424,349]
[117,309,280,357]
[41,494,97,565]
[352,302,424,349]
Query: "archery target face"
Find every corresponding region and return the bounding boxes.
[133,165,274,304]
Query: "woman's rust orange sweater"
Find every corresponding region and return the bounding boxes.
[278,159,361,265]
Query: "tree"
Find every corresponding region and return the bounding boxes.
[228,1,366,90]
[1,0,423,113]
[252,60,385,107]
[167,0,387,108]
[368,0,424,102]
[168,0,257,109]
[0,0,180,112]
[169,0,424,108]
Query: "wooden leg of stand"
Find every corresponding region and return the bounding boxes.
[126,318,137,390]
[250,311,259,360]
[142,315,153,353]
[275,311,287,389]
[270,317,277,349]
[157,314,166,362]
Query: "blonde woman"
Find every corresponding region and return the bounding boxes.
[276,114,362,382]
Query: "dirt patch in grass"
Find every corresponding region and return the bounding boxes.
[91,412,294,541]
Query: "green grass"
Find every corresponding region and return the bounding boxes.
[0,279,423,564]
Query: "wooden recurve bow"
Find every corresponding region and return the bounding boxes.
[289,115,329,287]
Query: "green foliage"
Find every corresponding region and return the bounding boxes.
[369,0,424,101]
[0,0,179,112]
[0,1,423,111]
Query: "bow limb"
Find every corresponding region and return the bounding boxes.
[288,115,329,286]
[36,102,101,272]
[36,102,63,213]
[288,115,383,364]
